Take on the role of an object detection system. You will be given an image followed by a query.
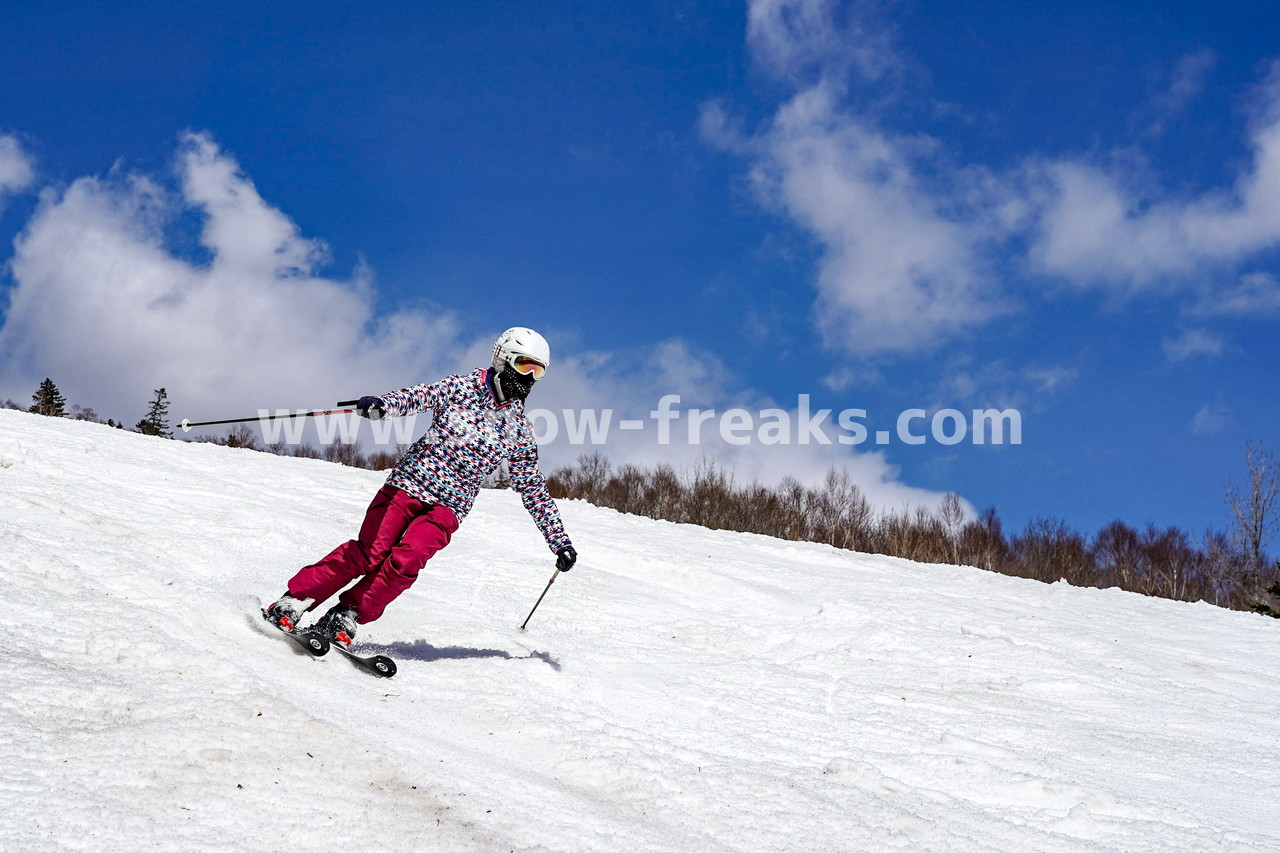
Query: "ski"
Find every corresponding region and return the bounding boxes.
[329,642,397,678]
[256,602,395,676]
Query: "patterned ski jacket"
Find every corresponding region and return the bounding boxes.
[378,368,571,554]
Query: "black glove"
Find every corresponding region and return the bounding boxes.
[356,395,386,420]
[555,546,578,572]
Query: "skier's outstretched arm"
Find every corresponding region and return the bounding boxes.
[508,442,576,569]
[359,376,460,420]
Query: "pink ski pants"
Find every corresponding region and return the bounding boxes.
[288,485,459,623]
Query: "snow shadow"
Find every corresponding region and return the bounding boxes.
[377,639,562,671]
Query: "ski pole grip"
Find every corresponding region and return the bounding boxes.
[336,399,360,407]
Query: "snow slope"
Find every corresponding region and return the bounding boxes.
[2,409,1278,852]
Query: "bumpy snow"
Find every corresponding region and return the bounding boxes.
[2,409,1278,852]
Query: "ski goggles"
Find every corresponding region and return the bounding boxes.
[512,355,547,381]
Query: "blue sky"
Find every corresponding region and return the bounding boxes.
[1,0,1278,543]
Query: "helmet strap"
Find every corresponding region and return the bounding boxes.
[489,368,507,403]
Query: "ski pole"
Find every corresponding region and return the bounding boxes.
[177,405,356,433]
[518,569,561,631]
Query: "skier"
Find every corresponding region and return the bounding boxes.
[264,327,577,646]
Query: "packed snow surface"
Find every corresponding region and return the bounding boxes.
[2,410,1279,852]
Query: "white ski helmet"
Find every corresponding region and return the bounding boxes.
[491,327,550,401]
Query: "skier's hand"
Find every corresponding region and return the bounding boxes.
[555,546,578,572]
[356,395,386,420]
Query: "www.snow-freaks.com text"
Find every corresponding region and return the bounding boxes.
[256,395,1022,447]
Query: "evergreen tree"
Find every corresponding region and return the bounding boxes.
[135,387,172,438]
[29,378,67,417]
[1252,581,1280,618]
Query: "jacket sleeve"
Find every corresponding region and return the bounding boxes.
[508,437,572,554]
[378,376,454,418]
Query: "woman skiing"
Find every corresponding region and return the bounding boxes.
[264,327,577,646]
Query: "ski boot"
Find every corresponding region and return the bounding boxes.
[312,604,359,649]
[264,593,308,633]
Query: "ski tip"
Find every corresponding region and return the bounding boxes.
[331,644,396,677]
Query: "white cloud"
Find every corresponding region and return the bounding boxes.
[1141,51,1216,139]
[711,1,1008,353]
[0,134,36,207]
[707,1,1020,356]
[0,131,465,421]
[715,6,1280,356]
[1191,401,1231,435]
[1027,161,1191,287]
[746,85,1008,354]
[1029,62,1280,290]
[746,0,897,85]
[709,2,1013,354]
[936,361,1077,413]
[1162,328,1225,362]
[1023,366,1077,395]
[821,362,883,393]
[1192,272,1280,317]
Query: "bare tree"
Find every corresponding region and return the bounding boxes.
[1226,439,1280,581]
[939,493,965,564]
[1092,520,1142,590]
[1202,530,1246,608]
[959,507,1009,573]
[323,442,366,468]
[537,451,1263,612]
[1012,517,1090,584]
[222,424,260,450]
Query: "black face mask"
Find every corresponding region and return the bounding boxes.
[495,363,536,401]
